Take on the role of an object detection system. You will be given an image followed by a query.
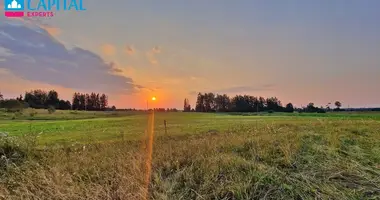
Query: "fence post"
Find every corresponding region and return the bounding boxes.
[164,120,167,135]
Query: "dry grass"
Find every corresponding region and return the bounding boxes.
[1,113,380,199]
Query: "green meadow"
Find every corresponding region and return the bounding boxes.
[1,109,380,199]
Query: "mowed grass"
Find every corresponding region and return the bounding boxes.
[1,110,380,199]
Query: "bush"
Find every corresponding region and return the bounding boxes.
[317,109,326,113]
[2,99,24,113]
[15,111,23,117]
[0,134,38,171]
[48,106,56,114]
[23,102,30,109]
[29,109,38,117]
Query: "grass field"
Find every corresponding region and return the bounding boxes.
[1,109,380,199]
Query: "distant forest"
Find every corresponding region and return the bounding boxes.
[184,92,380,113]
[1,90,379,113]
[0,90,177,112]
[0,90,114,112]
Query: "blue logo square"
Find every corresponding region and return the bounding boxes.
[4,0,24,11]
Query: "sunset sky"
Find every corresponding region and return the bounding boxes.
[1,0,379,109]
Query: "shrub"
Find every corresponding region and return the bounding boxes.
[317,109,326,113]
[29,109,38,117]
[47,106,56,114]
[23,102,30,109]
[15,111,23,117]
[2,99,24,113]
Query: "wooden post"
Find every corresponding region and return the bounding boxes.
[164,120,167,135]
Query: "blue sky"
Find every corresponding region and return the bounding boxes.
[1,0,379,108]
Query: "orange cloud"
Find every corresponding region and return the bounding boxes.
[40,25,61,36]
[123,66,135,76]
[101,44,116,56]
[0,68,75,100]
[107,62,128,75]
[152,46,161,54]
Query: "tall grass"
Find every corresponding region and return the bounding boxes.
[1,117,380,199]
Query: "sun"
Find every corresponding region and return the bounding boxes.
[151,97,156,101]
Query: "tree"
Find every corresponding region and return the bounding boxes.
[79,93,86,110]
[59,100,71,110]
[72,93,80,110]
[266,97,283,112]
[90,93,98,110]
[231,95,249,112]
[100,94,108,111]
[326,102,332,111]
[259,97,266,111]
[335,101,342,110]
[317,106,326,113]
[195,93,205,112]
[71,92,110,111]
[24,89,48,109]
[95,93,101,110]
[46,90,59,108]
[303,102,325,113]
[16,94,23,101]
[192,92,293,113]
[243,95,255,112]
[203,93,215,112]
[85,93,91,110]
[215,94,230,112]
[0,92,3,101]
[2,99,24,112]
[285,103,294,113]
[183,98,191,112]
[306,103,316,112]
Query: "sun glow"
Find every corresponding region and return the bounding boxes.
[151,96,156,101]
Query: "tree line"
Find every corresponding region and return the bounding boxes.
[153,108,179,112]
[0,90,114,111]
[72,92,108,111]
[183,92,346,113]
[23,90,72,110]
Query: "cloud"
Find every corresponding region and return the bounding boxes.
[112,68,123,73]
[152,46,161,54]
[188,84,275,96]
[214,84,275,93]
[189,76,204,82]
[125,45,135,55]
[40,24,61,36]
[101,43,116,56]
[108,62,124,73]
[0,19,141,94]
[146,46,161,65]
[0,68,76,100]
[123,66,135,76]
